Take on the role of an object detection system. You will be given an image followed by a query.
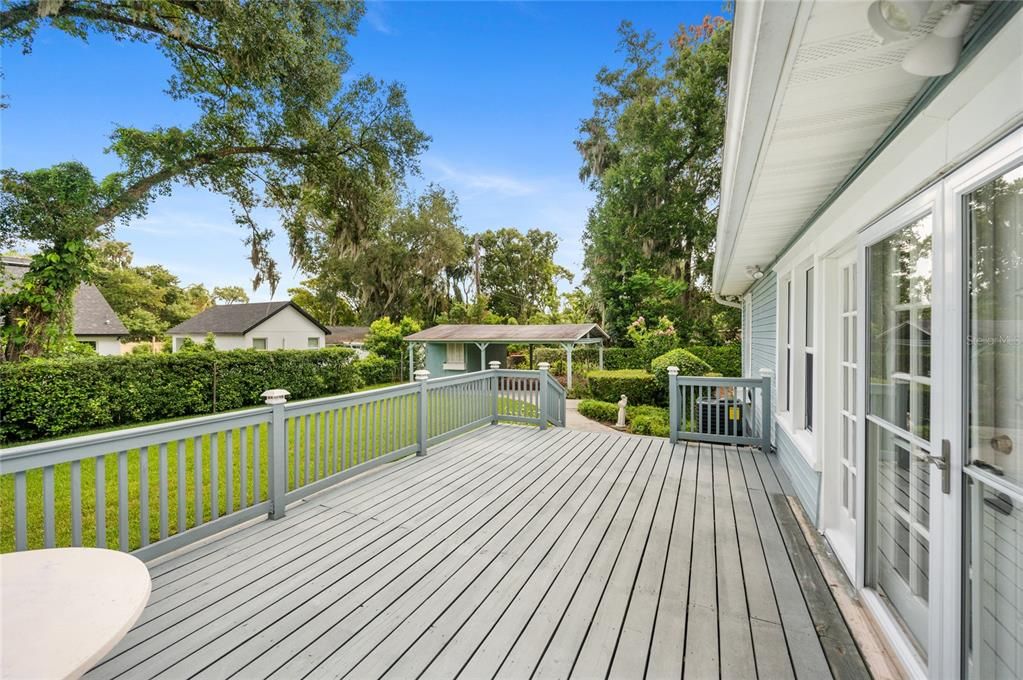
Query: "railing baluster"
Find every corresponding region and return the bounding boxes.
[239,428,248,510]
[140,446,150,548]
[252,426,261,503]
[193,435,203,527]
[42,466,55,548]
[303,414,311,486]
[177,439,186,533]
[225,429,234,514]
[159,442,169,540]
[70,461,82,547]
[118,450,129,551]
[210,433,219,521]
[95,455,106,548]
[14,471,27,551]
[289,416,298,490]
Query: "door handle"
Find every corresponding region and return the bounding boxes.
[913,440,951,494]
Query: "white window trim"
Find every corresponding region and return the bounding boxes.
[777,274,793,422]
[307,337,320,349]
[443,343,466,371]
[252,337,268,350]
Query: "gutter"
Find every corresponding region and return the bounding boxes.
[713,292,742,309]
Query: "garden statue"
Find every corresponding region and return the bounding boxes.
[616,394,628,430]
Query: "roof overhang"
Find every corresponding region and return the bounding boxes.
[714,0,1010,297]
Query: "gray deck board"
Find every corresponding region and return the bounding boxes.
[86,425,868,680]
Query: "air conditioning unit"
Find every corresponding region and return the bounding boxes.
[696,398,746,436]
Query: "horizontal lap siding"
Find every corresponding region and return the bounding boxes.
[747,272,821,526]
[749,273,777,445]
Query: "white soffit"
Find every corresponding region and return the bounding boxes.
[715,1,988,296]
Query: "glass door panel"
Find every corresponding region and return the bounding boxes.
[867,214,933,657]
[965,163,1023,680]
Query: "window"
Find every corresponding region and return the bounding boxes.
[80,340,97,350]
[307,337,320,349]
[443,343,465,370]
[252,338,268,350]
[804,266,815,431]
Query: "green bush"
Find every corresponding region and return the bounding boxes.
[355,353,397,386]
[688,344,742,377]
[630,413,670,437]
[531,347,646,372]
[577,399,619,423]
[586,369,658,405]
[650,348,714,399]
[0,347,362,444]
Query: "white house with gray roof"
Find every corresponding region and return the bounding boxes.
[167,300,329,352]
[1,256,128,355]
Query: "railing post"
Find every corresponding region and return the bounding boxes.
[537,362,550,430]
[489,361,501,424]
[760,374,772,452]
[415,369,430,456]
[667,367,679,444]
[261,389,290,520]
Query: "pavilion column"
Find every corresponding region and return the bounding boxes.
[408,343,415,382]
[475,342,490,372]
[561,342,575,390]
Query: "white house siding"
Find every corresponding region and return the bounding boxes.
[172,333,246,351]
[747,272,821,525]
[242,305,325,350]
[78,335,122,356]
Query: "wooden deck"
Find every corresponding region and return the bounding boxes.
[86,425,869,680]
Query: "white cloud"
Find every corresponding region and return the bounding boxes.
[364,3,394,35]
[425,157,540,197]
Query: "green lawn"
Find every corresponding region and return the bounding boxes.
[1,390,539,554]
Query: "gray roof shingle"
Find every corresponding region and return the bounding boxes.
[2,257,128,336]
[326,326,370,344]
[167,301,329,335]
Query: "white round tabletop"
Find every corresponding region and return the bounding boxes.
[1,548,151,680]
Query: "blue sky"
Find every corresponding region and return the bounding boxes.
[2,1,724,301]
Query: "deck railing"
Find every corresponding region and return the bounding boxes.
[0,367,563,560]
[667,367,771,452]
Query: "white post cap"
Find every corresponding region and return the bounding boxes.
[667,366,679,376]
[758,368,775,378]
[537,362,551,371]
[261,389,290,405]
[488,360,501,369]
[414,369,431,381]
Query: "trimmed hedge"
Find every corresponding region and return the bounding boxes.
[0,347,362,444]
[531,347,646,373]
[355,353,397,386]
[688,344,742,377]
[576,399,670,437]
[586,369,658,405]
[577,399,619,423]
[650,348,714,398]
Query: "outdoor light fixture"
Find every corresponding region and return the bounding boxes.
[746,265,765,280]
[902,2,974,76]
[867,0,931,42]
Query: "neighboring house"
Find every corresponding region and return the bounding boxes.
[325,326,370,358]
[167,301,329,351]
[1,256,128,355]
[716,3,1020,679]
[404,323,609,388]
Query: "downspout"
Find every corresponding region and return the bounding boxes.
[713,291,743,309]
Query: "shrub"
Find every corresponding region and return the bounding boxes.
[650,348,714,398]
[355,353,397,386]
[364,316,422,365]
[532,347,646,372]
[586,369,658,405]
[688,344,742,377]
[0,347,362,444]
[626,316,680,363]
[577,399,618,423]
[630,413,670,437]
